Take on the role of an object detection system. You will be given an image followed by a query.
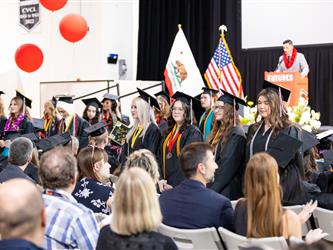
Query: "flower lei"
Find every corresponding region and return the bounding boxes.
[4,113,26,132]
[283,47,297,69]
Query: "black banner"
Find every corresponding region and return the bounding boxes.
[19,0,40,31]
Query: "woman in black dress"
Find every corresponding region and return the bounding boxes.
[246,81,306,205]
[207,90,246,200]
[160,92,202,187]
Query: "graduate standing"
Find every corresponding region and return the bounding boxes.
[155,90,171,135]
[55,96,89,149]
[160,92,202,187]
[120,88,162,163]
[246,81,306,205]
[199,87,218,141]
[207,90,246,200]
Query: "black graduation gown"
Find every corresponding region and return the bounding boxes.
[55,114,89,149]
[160,125,202,187]
[42,116,58,137]
[208,126,246,200]
[246,122,306,205]
[0,116,35,140]
[120,123,162,163]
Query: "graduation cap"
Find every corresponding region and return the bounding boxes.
[82,97,102,109]
[263,80,291,102]
[201,87,219,96]
[7,132,40,148]
[0,91,4,95]
[137,88,160,109]
[51,96,57,107]
[172,92,203,123]
[57,96,74,104]
[101,93,118,102]
[302,130,320,153]
[36,132,71,152]
[322,150,333,165]
[155,90,170,104]
[32,118,44,132]
[16,90,32,109]
[84,121,107,137]
[316,129,333,141]
[218,89,246,110]
[267,133,302,168]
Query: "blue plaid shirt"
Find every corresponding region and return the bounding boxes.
[43,189,99,250]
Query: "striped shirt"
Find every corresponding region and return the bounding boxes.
[43,189,99,250]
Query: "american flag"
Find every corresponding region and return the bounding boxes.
[204,36,244,98]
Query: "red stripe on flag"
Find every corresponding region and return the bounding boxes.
[221,67,237,96]
[163,69,174,96]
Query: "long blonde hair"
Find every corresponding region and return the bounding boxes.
[126,97,156,142]
[156,95,170,120]
[244,152,283,238]
[111,167,162,235]
[207,103,239,152]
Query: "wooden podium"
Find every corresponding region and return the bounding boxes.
[264,72,308,106]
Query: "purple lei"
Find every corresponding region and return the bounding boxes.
[4,113,26,132]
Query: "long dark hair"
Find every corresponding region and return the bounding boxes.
[83,105,100,124]
[167,100,191,135]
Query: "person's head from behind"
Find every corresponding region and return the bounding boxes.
[111,167,162,235]
[180,142,217,185]
[9,137,33,167]
[89,130,109,148]
[122,149,160,184]
[39,147,77,191]
[244,152,282,237]
[77,146,110,183]
[282,39,294,55]
[0,179,45,246]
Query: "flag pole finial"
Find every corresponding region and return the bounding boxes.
[219,25,227,37]
[178,24,182,29]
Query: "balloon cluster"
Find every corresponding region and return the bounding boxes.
[15,0,89,73]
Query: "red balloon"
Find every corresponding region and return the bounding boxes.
[59,14,88,43]
[40,0,68,11]
[15,44,44,73]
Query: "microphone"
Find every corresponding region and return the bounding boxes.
[275,57,283,71]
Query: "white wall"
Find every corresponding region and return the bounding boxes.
[242,0,333,49]
[0,0,139,117]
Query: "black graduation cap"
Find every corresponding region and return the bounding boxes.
[267,133,302,168]
[137,88,160,110]
[0,91,4,95]
[16,90,32,108]
[84,121,107,137]
[51,96,57,107]
[82,97,102,109]
[201,87,219,96]
[218,89,246,110]
[322,150,333,164]
[101,93,118,102]
[58,96,74,104]
[155,90,170,104]
[316,129,333,141]
[32,118,44,132]
[7,132,40,148]
[36,132,71,152]
[302,130,320,153]
[263,80,291,102]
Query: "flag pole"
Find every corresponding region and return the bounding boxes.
[218,25,227,92]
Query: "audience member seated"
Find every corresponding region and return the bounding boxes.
[122,149,160,184]
[73,146,113,214]
[0,179,45,250]
[0,137,33,183]
[159,142,233,230]
[315,171,333,210]
[234,152,302,238]
[39,147,99,249]
[96,167,177,250]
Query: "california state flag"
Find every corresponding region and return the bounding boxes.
[164,27,205,96]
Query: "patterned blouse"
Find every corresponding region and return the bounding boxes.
[73,177,113,214]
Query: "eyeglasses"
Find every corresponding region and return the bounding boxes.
[171,107,184,112]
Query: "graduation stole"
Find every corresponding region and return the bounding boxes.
[283,47,297,69]
[200,109,214,141]
[59,114,79,136]
[4,113,25,132]
[130,125,143,149]
[162,125,183,179]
